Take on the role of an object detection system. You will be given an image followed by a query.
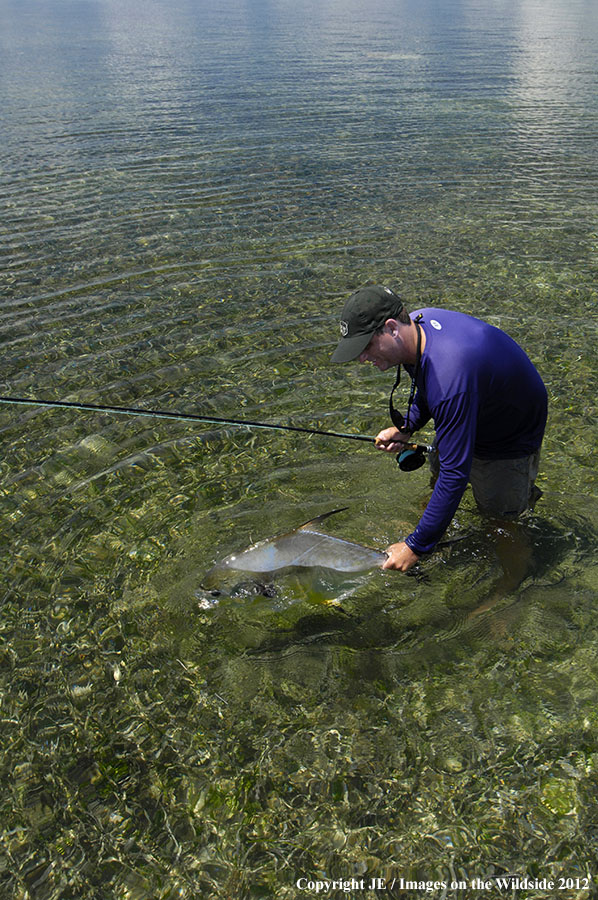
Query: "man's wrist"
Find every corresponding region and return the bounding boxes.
[404,535,421,556]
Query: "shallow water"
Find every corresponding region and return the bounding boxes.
[1,0,597,897]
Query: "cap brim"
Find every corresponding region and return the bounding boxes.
[330,331,373,363]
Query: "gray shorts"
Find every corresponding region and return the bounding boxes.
[429,447,542,518]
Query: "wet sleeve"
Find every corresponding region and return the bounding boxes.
[405,392,478,555]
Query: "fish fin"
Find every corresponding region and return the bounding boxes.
[324,599,352,617]
[297,507,349,531]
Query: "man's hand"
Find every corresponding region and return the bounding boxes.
[374,427,412,453]
[382,541,420,572]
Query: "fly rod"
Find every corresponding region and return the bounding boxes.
[0,394,434,454]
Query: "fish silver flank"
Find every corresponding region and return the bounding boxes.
[208,508,387,577]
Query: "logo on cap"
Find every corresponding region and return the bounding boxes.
[340,320,349,336]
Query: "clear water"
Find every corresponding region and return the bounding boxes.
[1,0,597,897]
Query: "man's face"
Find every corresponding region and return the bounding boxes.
[358,327,400,370]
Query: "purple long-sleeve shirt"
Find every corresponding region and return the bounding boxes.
[402,309,547,555]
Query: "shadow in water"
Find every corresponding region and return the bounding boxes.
[235,509,596,662]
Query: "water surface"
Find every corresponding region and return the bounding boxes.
[1,0,597,897]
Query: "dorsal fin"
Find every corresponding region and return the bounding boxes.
[297,507,349,531]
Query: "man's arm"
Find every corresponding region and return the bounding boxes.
[405,392,477,555]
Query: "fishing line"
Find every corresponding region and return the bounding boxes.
[0,395,433,453]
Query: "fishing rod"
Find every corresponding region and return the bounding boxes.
[0,395,433,460]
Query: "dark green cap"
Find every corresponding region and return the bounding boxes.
[331,285,404,362]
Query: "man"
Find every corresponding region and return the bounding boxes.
[331,285,547,572]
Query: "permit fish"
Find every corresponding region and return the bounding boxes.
[208,508,387,576]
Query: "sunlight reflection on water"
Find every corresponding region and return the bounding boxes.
[1,0,597,896]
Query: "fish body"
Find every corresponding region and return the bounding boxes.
[204,508,386,588]
[220,529,385,573]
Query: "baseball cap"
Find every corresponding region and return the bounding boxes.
[331,285,404,362]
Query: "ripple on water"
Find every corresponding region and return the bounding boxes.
[2,0,598,895]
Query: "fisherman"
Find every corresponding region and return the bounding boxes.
[331,285,548,572]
